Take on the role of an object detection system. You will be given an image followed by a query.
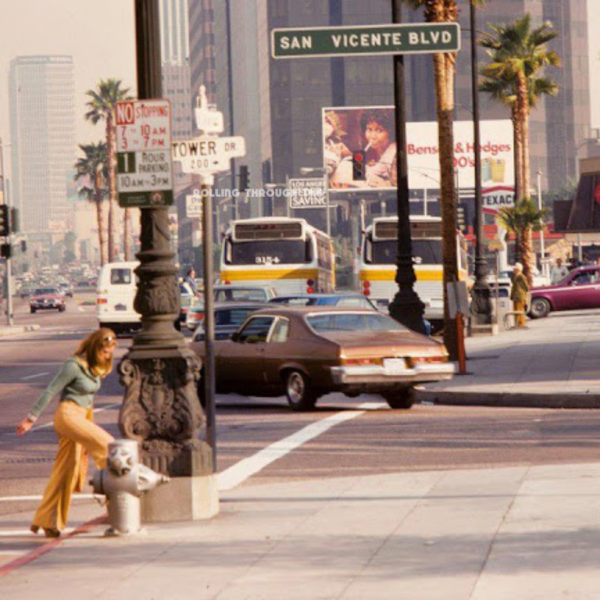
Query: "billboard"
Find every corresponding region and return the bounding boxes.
[322,106,514,195]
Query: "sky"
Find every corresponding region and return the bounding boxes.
[0,0,599,147]
[0,0,137,149]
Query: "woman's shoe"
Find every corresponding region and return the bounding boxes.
[30,525,40,535]
[42,528,61,538]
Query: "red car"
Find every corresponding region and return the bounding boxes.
[29,287,66,314]
[529,266,600,318]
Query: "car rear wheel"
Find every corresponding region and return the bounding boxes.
[30,307,36,314]
[285,370,318,412]
[529,297,550,319]
[58,306,66,312]
[382,388,414,410]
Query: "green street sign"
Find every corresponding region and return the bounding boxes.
[272,23,460,59]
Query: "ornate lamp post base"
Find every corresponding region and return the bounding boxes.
[118,349,219,521]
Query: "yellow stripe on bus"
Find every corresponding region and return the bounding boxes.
[360,269,442,282]
[360,268,469,283]
[220,269,319,281]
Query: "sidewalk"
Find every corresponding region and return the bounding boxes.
[2,462,600,599]
[0,324,39,338]
[417,309,600,408]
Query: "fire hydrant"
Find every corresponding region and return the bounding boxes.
[91,439,170,536]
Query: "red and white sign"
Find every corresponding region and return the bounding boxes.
[116,100,171,152]
[482,186,515,213]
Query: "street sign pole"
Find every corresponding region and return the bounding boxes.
[200,175,216,470]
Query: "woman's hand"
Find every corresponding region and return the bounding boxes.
[17,417,35,436]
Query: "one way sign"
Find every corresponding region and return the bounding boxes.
[172,136,246,175]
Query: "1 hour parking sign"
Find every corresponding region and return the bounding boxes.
[116,99,174,208]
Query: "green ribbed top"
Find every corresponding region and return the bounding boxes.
[30,358,101,418]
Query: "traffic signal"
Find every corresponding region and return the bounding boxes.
[238,165,250,192]
[352,151,366,181]
[1,243,11,259]
[10,208,18,233]
[0,205,8,237]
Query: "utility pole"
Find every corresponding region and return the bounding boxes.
[468,0,493,333]
[388,0,426,333]
[0,139,13,326]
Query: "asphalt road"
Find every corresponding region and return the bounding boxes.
[3,294,600,515]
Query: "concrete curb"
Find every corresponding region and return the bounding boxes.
[416,388,600,409]
[0,324,40,338]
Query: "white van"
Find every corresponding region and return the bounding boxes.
[97,261,141,333]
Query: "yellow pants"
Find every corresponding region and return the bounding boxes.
[32,401,114,532]
[513,300,527,328]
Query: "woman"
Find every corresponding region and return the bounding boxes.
[360,109,397,188]
[510,263,529,328]
[16,329,117,537]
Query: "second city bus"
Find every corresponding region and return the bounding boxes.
[359,216,469,330]
[219,217,335,295]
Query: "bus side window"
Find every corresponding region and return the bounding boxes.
[365,236,373,264]
[305,239,314,263]
[224,240,232,265]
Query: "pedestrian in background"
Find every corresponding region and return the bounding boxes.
[550,258,569,284]
[510,263,530,328]
[184,268,200,296]
[16,329,117,538]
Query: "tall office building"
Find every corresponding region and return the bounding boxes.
[159,0,195,267]
[188,0,591,231]
[9,55,76,234]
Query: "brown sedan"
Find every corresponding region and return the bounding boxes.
[190,307,454,411]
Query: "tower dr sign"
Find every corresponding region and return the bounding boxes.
[272,23,460,59]
[116,100,174,208]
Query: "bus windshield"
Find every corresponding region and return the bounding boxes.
[371,239,442,265]
[229,240,309,265]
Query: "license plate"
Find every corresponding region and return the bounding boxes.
[384,358,406,373]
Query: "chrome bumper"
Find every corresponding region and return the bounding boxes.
[330,362,455,385]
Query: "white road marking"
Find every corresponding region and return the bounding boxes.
[20,372,50,381]
[0,494,100,503]
[217,401,385,492]
[78,307,85,313]
[0,527,75,537]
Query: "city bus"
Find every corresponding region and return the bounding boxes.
[359,216,469,328]
[219,217,335,295]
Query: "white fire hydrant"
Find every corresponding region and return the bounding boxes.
[91,439,170,536]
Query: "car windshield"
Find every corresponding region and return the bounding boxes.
[34,288,58,295]
[215,288,267,302]
[307,312,406,333]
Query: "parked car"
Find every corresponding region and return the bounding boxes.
[30,287,66,313]
[190,306,453,411]
[19,284,36,299]
[268,293,377,309]
[529,266,600,319]
[213,285,278,303]
[190,302,267,338]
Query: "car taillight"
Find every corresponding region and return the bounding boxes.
[306,286,315,293]
[224,281,231,285]
[97,298,108,304]
[307,279,314,286]
[341,358,383,366]
[410,356,447,365]
[362,280,371,289]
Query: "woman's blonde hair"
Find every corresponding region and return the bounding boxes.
[75,328,117,378]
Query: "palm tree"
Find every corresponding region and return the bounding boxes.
[496,198,546,285]
[480,14,560,201]
[74,142,109,266]
[85,79,133,262]
[399,0,484,358]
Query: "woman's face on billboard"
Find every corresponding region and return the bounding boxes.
[365,121,390,153]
